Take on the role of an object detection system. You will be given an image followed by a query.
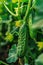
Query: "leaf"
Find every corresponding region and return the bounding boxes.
[36,0,43,12]
[25,63,29,65]
[35,53,43,65]
[32,19,43,29]
[17,21,29,57]
[32,13,43,29]
[7,44,18,63]
[32,0,43,29]
[37,42,43,50]
[0,42,7,46]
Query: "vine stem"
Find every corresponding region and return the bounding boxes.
[3,1,18,17]
[24,0,33,21]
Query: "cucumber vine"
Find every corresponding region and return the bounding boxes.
[0,0,43,65]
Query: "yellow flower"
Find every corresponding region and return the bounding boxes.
[12,0,28,3]
[12,0,22,3]
[15,20,22,27]
[37,42,43,50]
[12,0,17,3]
[5,32,13,42]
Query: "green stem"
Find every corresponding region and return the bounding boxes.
[3,1,18,17]
[0,61,8,65]
[24,0,32,21]
[24,56,29,65]
[18,0,21,19]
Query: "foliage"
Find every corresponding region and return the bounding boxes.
[7,44,18,63]
[0,0,43,65]
[35,53,43,65]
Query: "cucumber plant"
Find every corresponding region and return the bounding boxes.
[0,0,43,65]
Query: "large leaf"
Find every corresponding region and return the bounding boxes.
[32,15,43,30]
[36,0,43,12]
[32,0,43,29]
[17,21,29,57]
[35,53,43,65]
[7,44,18,63]
[32,18,43,29]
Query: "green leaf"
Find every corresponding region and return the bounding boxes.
[7,44,18,63]
[32,0,43,29]
[17,21,29,57]
[35,53,43,65]
[36,0,43,12]
[32,18,43,29]
[32,12,43,29]
[24,63,29,65]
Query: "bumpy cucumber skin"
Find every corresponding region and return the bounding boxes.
[17,22,29,57]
